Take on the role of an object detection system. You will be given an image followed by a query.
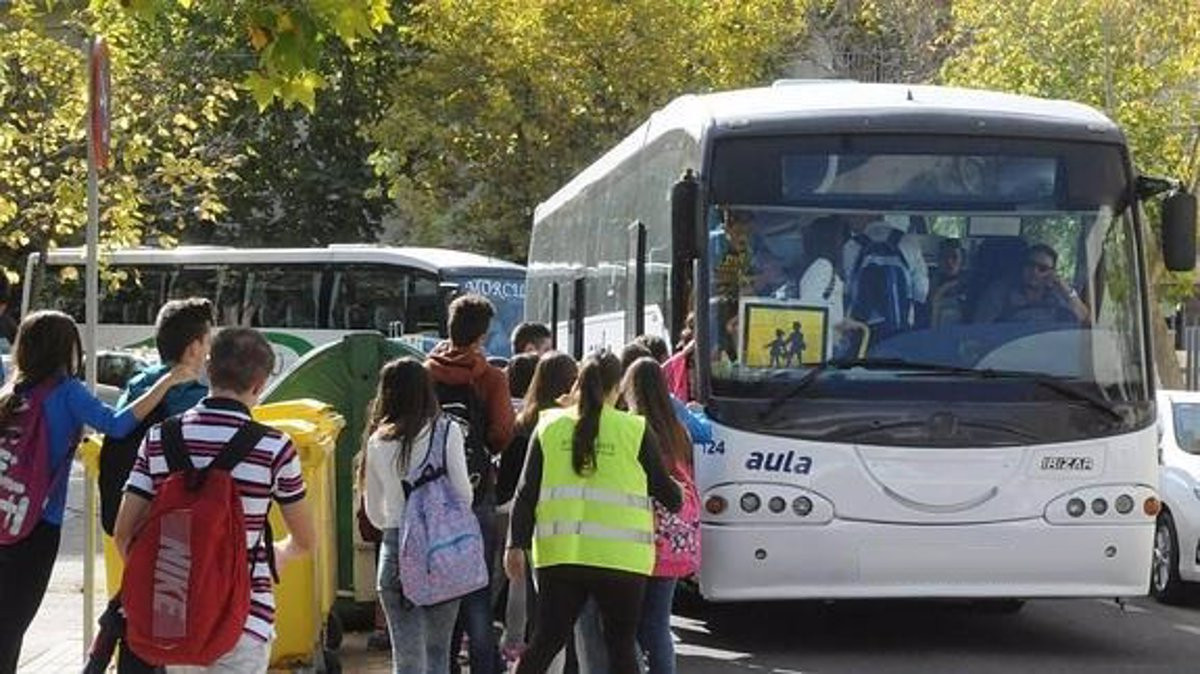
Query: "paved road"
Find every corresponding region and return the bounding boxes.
[671,593,1200,674]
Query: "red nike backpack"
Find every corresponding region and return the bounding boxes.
[122,416,268,666]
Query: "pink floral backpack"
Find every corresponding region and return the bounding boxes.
[398,416,489,606]
[652,461,701,578]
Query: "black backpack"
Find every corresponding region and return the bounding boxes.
[434,382,494,506]
[98,404,168,536]
[848,229,914,342]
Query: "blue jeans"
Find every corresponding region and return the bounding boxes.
[451,504,500,674]
[379,529,461,674]
[636,578,677,674]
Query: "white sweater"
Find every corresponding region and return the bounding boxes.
[364,419,472,530]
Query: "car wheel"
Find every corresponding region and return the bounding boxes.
[1151,510,1187,604]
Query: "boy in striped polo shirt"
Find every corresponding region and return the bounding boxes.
[114,328,316,673]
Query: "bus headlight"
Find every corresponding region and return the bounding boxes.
[1045,486,1157,524]
[793,496,813,517]
[767,496,786,514]
[740,493,761,513]
[705,495,727,515]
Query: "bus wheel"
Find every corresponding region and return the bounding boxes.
[1152,511,1187,604]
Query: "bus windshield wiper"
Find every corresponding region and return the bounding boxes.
[757,358,911,421]
[758,358,1124,425]
[867,358,1125,424]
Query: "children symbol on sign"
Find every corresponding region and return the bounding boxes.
[766,329,788,368]
[785,322,806,368]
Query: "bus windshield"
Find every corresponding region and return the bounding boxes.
[704,136,1149,444]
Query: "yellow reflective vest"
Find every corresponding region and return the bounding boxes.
[531,405,654,575]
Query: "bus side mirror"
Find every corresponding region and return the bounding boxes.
[1162,190,1197,272]
[671,169,700,262]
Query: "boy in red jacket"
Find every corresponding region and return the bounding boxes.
[426,293,514,674]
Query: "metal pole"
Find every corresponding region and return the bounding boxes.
[82,39,100,658]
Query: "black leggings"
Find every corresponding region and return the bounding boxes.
[516,565,647,674]
[0,521,62,674]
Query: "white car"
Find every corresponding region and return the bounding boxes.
[1153,389,1200,603]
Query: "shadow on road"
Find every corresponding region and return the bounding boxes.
[668,590,1200,673]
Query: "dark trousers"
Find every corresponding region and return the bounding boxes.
[451,503,500,674]
[516,565,647,674]
[0,521,62,674]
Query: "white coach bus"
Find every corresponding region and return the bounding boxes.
[22,244,527,375]
[526,81,1197,603]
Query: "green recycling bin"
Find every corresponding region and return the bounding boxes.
[262,332,426,612]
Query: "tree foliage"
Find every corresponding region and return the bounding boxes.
[368,0,807,261]
[0,0,245,275]
[122,0,393,111]
[940,0,1200,384]
[0,0,401,279]
[941,0,1200,192]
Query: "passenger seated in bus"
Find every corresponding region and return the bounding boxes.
[928,238,968,327]
[974,243,1090,324]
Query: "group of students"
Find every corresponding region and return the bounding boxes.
[0,290,704,674]
[0,299,315,674]
[360,296,708,674]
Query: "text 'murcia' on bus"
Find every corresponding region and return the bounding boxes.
[22,245,527,379]
[526,81,1197,603]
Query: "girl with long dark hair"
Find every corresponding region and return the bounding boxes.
[0,310,194,672]
[505,351,681,674]
[363,358,471,674]
[623,357,702,674]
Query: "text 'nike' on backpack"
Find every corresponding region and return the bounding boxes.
[848,229,913,342]
[122,417,268,666]
[434,381,493,505]
[0,381,66,545]
[398,416,489,606]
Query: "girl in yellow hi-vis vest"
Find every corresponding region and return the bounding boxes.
[504,351,681,674]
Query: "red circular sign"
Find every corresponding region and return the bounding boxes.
[89,37,110,172]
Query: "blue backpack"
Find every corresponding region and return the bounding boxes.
[848,229,913,342]
[398,415,489,606]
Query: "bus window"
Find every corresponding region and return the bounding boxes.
[245,267,322,329]
[100,266,168,325]
[40,265,85,321]
[168,266,219,302]
[408,274,442,334]
[330,266,411,333]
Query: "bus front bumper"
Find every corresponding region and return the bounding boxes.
[698,519,1153,601]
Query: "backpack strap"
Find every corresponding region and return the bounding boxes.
[160,416,192,474]
[209,421,270,473]
[850,232,873,278]
[886,228,910,269]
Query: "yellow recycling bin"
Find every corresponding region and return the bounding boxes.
[253,400,343,671]
[78,399,344,671]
